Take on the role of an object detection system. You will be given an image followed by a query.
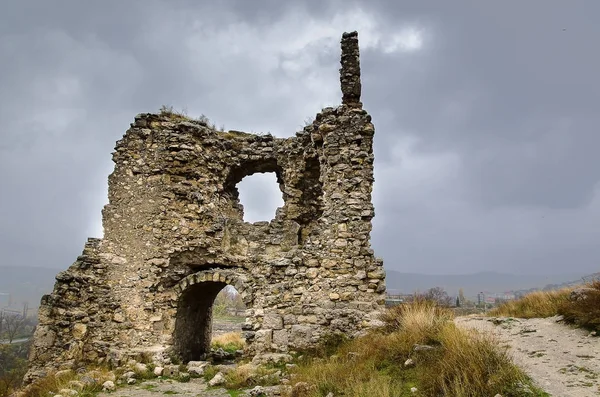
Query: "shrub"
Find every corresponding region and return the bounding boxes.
[558,281,600,331]
[0,343,29,397]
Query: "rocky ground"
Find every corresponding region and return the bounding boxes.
[32,315,600,397]
[456,315,600,397]
[96,378,284,397]
[96,378,231,397]
[91,357,291,397]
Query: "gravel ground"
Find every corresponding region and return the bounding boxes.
[456,315,600,397]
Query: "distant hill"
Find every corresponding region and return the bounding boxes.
[513,272,600,297]
[384,270,590,298]
[0,265,594,310]
[0,266,60,309]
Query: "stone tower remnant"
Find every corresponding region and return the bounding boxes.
[26,31,385,381]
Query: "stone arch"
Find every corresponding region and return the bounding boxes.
[172,269,253,362]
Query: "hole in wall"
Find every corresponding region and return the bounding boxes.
[237,172,284,222]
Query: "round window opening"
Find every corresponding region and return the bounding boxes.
[236,172,284,223]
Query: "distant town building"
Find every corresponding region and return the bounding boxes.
[385,293,414,307]
[477,292,485,305]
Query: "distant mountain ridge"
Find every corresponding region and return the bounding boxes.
[0,266,595,309]
[513,272,600,297]
[384,270,591,298]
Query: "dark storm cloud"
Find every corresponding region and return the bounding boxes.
[1,0,598,276]
[363,2,600,208]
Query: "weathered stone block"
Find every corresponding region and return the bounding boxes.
[273,329,289,347]
[254,329,273,347]
[263,314,284,330]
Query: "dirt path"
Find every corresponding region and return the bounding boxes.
[212,316,244,337]
[455,315,600,397]
[96,378,231,397]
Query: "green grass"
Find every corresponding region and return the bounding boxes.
[202,365,219,383]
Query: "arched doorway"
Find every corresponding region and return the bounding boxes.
[172,271,252,363]
[173,281,226,362]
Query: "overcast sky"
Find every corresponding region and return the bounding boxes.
[1,0,598,276]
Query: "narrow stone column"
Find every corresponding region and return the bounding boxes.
[340,31,362,107]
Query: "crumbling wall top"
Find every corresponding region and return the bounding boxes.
[340,31,362,107]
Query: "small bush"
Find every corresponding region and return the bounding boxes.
[223,365,254,390]
[0,343,30,397]
[558,281,600,331]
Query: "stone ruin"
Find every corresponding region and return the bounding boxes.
[26,31,385,381]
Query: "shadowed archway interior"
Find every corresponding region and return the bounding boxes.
[173,281,227,362]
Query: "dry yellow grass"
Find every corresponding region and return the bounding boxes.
[287,299,546,397]
[560,281,600,331]
[491,281,600,332]
[381,296,455,334]
[426,323,527,396]
[219,363,281,390]
[19,366,117,397]
[211,332,245,353]
[489,288,571,318]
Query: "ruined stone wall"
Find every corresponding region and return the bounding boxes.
[26,31,385,381]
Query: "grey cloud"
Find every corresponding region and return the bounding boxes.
[361,1,600,210]
[1,0,599,277]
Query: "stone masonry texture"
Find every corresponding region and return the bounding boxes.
[25,31,386,382]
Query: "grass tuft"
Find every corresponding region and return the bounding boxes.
[19,366,116,397]
[490,281,600,332]
[211,332,245,353]
[559,281,600,331]
[489,288,571,318]
[158,105,224,131]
